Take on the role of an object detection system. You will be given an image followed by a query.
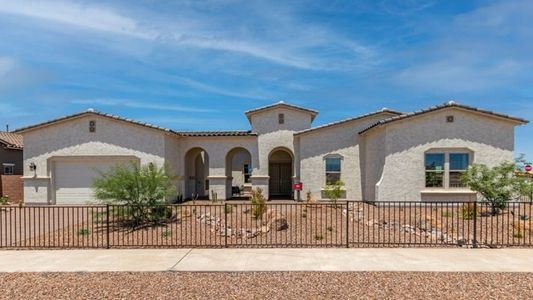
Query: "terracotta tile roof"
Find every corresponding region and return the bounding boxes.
[245,101,319,121]
[359,101,529,135]
[14,109,257,138]
[294,108,403,136]
[14,109,176,135]
[177,131,257,137]
[0,131,23,149]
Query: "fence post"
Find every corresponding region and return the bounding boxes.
[224,203,228,248]
[472,201,478,248]
[346,201,349,248]
[106,204,110,249]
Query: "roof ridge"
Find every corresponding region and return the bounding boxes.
[245,101,319,122]
[358,101,529,135]
[294,108,402,136]
[14,109,176,134]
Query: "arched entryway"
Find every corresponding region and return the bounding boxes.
[184,147,209,199]
[268,148,294,199]
[225,147,252,199]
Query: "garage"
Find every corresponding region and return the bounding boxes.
[53,157,136,205]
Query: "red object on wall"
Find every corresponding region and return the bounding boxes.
[526,165,532,172]
[293,182,303,190]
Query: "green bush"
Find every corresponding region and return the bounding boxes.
[324,180,344,206]
[461,162,517,215]
[0,196,9,205]
[314,234,324,241]
[250,187,267,219]
[460,203,477,220]
[77,228,90,236]
[93,162,176,228]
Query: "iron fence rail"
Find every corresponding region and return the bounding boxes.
[1,201,532,249]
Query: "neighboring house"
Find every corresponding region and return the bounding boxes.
[0,131,23,202]
[14,101,528,205]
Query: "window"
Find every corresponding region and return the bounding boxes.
[243,164,252,183]
[325,157,341,185]
[425,154,445,187]
[3,164,14,175]
[278,113,285,124]
[425,152,471,188]
[449,153,469,187]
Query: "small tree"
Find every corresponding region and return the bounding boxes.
[461,162,517,215]
[93,162,176,227]
[518,177,533,203]
[324,180,344,206]
[250,187,267,219]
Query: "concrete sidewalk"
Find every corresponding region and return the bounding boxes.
[0,249,532,273]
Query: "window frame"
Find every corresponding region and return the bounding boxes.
[425,153,445,188]
[243,163,252,184]
[3,163,15,175]
[424,150,472,189]
[324,155,342,186]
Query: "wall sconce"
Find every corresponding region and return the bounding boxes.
[29,163,37,172]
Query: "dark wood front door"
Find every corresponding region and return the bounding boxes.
[269,163,292,197]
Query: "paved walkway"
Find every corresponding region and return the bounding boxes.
[0,249,532,273]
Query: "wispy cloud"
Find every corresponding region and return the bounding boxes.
[390,0,533,92]
[0,0,156,39]
[0,0,378,71]
[171,76,271,100]
[71,99,214,113]
[0,56,16,77]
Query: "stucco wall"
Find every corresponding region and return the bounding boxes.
[251,107,313,198]
[298,113,397,201]
[363,108,517,202]
[22,115,171,204]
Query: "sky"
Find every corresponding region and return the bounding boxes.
[0,0,532,159]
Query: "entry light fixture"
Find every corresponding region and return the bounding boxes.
[29,163,37,172]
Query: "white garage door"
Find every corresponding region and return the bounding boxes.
[54,159,129,205]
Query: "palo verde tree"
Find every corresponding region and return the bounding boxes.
[93,162,176,228]
[461,162,517,215]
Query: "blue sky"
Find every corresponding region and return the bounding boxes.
[0,0,531,159]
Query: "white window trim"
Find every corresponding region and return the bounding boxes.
[424,149,473,189]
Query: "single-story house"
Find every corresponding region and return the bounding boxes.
[14,101,528,205]
[0,131,24,202]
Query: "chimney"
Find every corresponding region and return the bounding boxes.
[5,124,8,132]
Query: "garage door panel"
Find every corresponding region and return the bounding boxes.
[54,159,129,205]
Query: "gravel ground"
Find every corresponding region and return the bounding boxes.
[1,271,532,299]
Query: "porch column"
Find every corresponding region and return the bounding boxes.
[207,175,227,201]
[250,175,269,199]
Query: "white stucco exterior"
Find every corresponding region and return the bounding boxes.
[17,101,528,204]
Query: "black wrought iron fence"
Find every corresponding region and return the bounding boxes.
[1,201,532,249]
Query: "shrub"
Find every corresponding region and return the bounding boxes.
[93,162,176,228]
[324,180,344,206]
[460,203,477,220]
[513,223,525,239]
[0,196,9,205]
[161,229,171,238]
[77,228,90,236]
[314,234,324,241]
[461,162,517,215]
[441,210,453,218]
[326,226,333,232]
[224,205,233,214]
[250,187,267,219]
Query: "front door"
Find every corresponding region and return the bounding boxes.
[269,163,292,197]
